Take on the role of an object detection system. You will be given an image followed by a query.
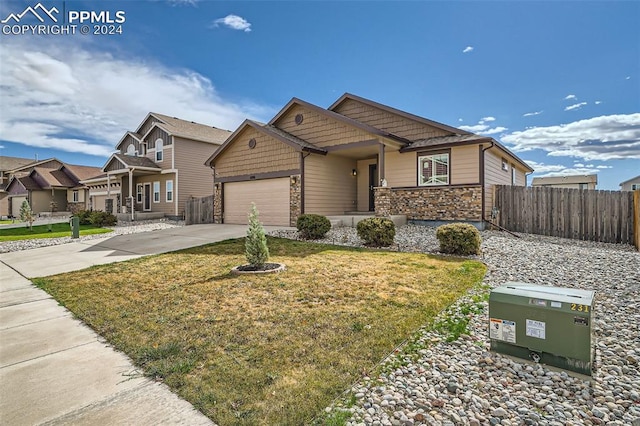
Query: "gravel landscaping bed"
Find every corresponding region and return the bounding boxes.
[0,219,184,253]
[272,226,640,425]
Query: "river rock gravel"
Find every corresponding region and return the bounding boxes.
[273,226,640,425]
[0,219,184,253]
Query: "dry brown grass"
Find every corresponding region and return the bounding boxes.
[34,237,485,425]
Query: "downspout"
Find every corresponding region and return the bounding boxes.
[525,170,533,186]
[480,141,495,224]
[129,168,135,221]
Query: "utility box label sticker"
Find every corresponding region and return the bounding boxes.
[490,318,516,343]
[526,319,546,339]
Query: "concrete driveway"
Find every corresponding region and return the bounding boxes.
[0,223,287,425]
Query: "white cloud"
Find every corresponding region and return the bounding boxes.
[459,117,506,135]
[0,39,272,157]
[458,118,463,122]
[595,101,602,105]
[166,0,200,5]
[564,94,577,100]
[213,14,252,32]
[523,110,543,117]
[525,160,604,177]
[626,76,631,80]
[597,165,612,169]
[463,46,474,53]
[502,113,640,161]
[565,102,587,111]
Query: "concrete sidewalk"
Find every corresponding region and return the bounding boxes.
[0,223,287,425]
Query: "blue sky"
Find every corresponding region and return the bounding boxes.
[0,0,638,189]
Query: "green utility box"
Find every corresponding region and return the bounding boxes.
[489,282,595,376]
[70,216,80,239]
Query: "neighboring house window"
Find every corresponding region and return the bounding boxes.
[418,153,449,186]
[153,181,160,203]
[72,190,79,202]
[579,183,587,190]
[502,158,509,171]
[632,184,640,190]
[155,138,163,162]
[136,184,143,203]
[166,180,173,202]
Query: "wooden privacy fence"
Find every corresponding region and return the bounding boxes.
[494,185,638,246]
[185,195,214,225]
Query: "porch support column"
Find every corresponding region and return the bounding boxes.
[378,142,385,185]
[129,169,134,221]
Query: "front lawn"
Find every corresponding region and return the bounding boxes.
[34,237,485,425]
[0,223,112,241]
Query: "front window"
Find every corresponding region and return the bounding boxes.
[72,190,79,202]
[418,153,449,186]
[166,180,173,202]
[155,138,163,162]
[153,181,160,203]
[136,184,143,203]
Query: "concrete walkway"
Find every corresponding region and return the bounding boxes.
[0,224,286,425]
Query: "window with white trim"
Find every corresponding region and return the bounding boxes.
[136,184,143,203]
[418,153,449,186]
[632,183,640,190]
[153,181,160,203]
[72,190,79,202]
[155,138,163,162]
[502,158,509,171]
[511,165,516,185]
[166,180,173,202]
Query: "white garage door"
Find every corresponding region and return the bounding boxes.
[11,196,27,218]
[224,178,290,226]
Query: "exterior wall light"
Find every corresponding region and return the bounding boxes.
[352,169,357,177]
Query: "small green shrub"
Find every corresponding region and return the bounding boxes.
[245,203,269,267]
[89,211,118,227]
[356,217,395,247]
[296,214,331,239]
[74,209,93,225]
[436,223,481,255]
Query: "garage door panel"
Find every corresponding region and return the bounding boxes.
[224,178,290,226]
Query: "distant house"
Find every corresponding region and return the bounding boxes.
[0,156,36,218]
[619,175,640,191]
[5,159,102,216]
[205,93,533,227]
[84,112,231,220]
[531,174,597,190]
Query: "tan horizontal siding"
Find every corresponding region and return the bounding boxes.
[334,99,450,140]
[385,151,415,187]
[304,154,357,215]
[215,127,299,178]
[173,136,220,217]
[276,105,374,148]
[484,150,511,186]
[451,145,480,185]
[135,174,176,216]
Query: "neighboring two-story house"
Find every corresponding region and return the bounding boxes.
[84,113,231,220]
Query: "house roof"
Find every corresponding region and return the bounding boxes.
[205,120,327,166]
[103,153,162,172]
[329,93,471,136]
[16,176,40,190]
[0,156,34,172]
[403,134,492,150]
[619,174,640,186]
[147,113,231,144]
[63,164,103,181]
[33,167,77,188]
[9,158,63,173]
[268,97,413,146]
[532,174,598,185]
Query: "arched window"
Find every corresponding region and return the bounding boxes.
[155,138,163,162]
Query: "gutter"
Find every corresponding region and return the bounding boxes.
[480,141,495,223]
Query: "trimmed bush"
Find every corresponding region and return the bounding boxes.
[296,214,331,240]
[356,217,396,247]
[74,210,93,225]
[88,211,118,227]
[436,223,481,255]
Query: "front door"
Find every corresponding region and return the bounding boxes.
[143,183,151,211]
[368,164,378,212]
